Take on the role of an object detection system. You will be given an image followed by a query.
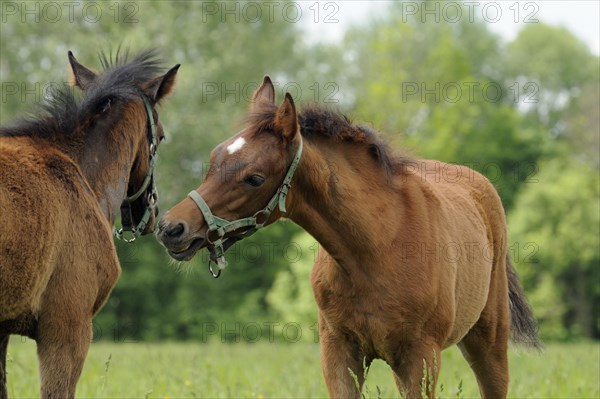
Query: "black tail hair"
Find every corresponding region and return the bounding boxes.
[507,255,542,350]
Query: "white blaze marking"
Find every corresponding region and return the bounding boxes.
[227,137,246,154]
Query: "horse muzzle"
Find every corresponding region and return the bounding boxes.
[156,217,207,261]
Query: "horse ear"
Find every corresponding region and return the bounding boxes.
[143,64,181,104]
[274,92,298,142]
[251,75,275,110]
[68,51,97,90]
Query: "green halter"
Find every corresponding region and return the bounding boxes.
[188,138,303,277]
[114,95,159,242]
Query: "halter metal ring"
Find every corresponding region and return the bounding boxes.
[116,228,137,243]
[209,261,221,278]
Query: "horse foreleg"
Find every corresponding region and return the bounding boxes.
[392,338,441,399]
[36,314,92,398]
[0,335,8,399]
[318,318,368,398]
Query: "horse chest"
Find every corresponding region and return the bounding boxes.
[313,277,402,354]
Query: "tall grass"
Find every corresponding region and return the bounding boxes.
[5,338,599,398]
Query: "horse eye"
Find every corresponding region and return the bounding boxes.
[244,174,265,187]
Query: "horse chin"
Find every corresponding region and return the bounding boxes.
[167,238,204,262]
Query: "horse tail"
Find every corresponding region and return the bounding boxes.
[507,255,542,350]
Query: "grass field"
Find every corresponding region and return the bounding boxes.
[5,338,599,398]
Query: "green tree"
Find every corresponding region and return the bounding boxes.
[3,1,598,342]
[266,231,319,340]
[505,23,599,340]
[345,2,543,210]
[509,160,599,339]
[1,1,331,341]
[504,23,599,157]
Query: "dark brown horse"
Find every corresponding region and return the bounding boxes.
[0,50,179,398]
[157,76,539,398]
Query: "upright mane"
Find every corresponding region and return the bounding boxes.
[0,48,163,140]
[246,103,410,177]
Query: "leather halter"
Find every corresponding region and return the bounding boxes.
[188,138,303,277]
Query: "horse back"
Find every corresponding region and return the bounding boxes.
[414,159,507,250]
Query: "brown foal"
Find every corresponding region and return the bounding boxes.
[157,76,539,398]
[0,50,178,398]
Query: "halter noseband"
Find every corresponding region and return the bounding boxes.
[114,95,159,242]
[188,138,303,278]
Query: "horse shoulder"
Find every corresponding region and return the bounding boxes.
[41,152,121,316]
[0,138,120,320]
[0,138,70,319]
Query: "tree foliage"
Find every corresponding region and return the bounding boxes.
[345,3,544,209]
[266,231,319,337]
[1,1,597,341]
[509,160,599,339]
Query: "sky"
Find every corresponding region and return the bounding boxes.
[300,1,600,55]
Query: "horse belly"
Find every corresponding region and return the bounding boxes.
[428,173,497,347]
[444,253,493,347]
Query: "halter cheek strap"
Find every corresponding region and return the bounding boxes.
[187,138,303,278]
[114,95,159,242]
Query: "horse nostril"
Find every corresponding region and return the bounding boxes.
[165,222,185,238]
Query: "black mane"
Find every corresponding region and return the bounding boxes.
[0,49,163,140]
[247,103,408,176]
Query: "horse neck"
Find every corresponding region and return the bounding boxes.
[76,113,144,224]
[287,138,401,269]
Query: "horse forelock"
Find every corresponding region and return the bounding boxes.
[244,103,278,137]
[96,48,164,97]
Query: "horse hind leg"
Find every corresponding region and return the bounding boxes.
[458,290,510,399]
[458,261,511,398]
[458,326,509,399]
[1,335,8,399]
[36,299,93,399]
[37,317,92,398]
